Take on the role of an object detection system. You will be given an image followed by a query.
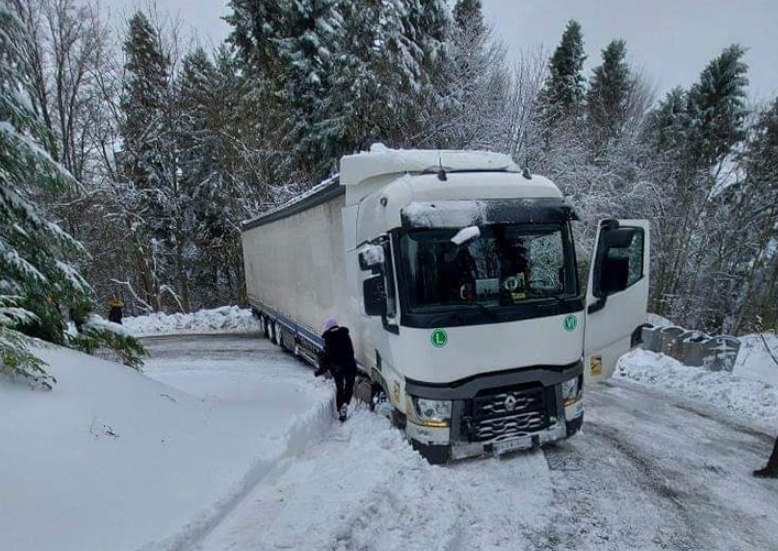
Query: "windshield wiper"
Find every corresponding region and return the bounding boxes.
[468,301,499,319]
[529,290,569,305]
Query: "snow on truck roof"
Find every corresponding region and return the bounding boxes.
[339,144,520,185]
[242,146,533,230]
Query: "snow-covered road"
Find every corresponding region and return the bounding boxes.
[541,381,778,550]
[142,334,778,551]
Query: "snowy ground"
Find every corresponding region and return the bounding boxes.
[1,307,777,551]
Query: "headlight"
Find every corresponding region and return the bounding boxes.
[562,376,582,406]
[407,396,452,428]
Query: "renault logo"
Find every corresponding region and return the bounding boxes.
[504,395,517,412]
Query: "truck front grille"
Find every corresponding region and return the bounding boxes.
[464,386,550,442]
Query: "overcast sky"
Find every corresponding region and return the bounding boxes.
[481,0,777,102]
[107,0,777,104]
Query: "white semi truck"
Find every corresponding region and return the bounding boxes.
[241,145,649,463]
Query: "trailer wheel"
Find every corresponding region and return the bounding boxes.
[262,316,270,339]
[277,325,289,350]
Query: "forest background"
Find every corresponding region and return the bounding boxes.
[3,0,777,383]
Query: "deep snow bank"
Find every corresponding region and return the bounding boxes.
[0,341,331,551]
[124,306,259,336]
[617,345,778,431]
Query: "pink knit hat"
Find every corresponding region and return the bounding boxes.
[323,317,339,332]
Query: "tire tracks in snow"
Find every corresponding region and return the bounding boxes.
[529,381,778,551]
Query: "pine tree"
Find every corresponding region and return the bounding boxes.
[226,0,286,80]
[119,11,178,311]
[1,1,89,387]
[587,39,631,152]
[278,0,342,178]
[317,0,384,157]
[686,44,749,168]
[643,46,750,328]
[644,87,690,155]
[418,0,509,149]
[382,0,454,147]
[742,99,778,329]
[453,0,485,35]
[175,47,246,308]
[226,0,452,179]
[539,19,586,125]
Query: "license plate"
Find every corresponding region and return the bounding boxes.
[492,436,531,455]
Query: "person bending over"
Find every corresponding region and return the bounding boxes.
[315,318,357,422]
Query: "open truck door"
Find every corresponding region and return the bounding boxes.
[584,219,650,383]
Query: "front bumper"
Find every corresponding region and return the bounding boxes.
[407,414,580,463]
[404,362,584,462]
[451,420,568,460]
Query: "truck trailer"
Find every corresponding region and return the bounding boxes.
[241,145,649,464]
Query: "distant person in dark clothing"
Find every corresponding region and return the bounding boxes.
[753,433,778,478]
[108,297,124,324]
[314,318,358,422]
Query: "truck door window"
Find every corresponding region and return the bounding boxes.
[597,227,644,296]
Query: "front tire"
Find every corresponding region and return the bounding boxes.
[411,440,451,465]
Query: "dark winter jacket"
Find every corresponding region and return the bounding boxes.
[315,326,357,377]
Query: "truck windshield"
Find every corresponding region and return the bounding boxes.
[399,224,577,312]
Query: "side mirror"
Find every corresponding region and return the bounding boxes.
[363,276,386,317]
[594,225,640,297]
[358,243,385,272]
[605,227,637,248]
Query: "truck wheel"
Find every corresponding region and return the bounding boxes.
[277,326,289,350]
[411,440,451,465]
[370,386,392,416]
[262,316,270,339]
[273,322,283,347]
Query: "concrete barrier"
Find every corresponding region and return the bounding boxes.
[659,326,686,359]
[679,331,711,367]
[700,336,740,372]
[639,322,740,372]
[641,325,662,352]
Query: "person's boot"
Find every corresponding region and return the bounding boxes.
[753,467,778,478]
[339,404,348,422]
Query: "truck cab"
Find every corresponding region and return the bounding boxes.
[341,147,649,463]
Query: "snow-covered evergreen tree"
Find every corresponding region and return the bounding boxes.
[643,45,749,328]
[538,19,586,126]
[386,0,452,147]
[453,0,485,35]
[119,11,182,311]
[1,1,89,386]
[280,0,343,177]
[411,0,510,149]
[686,45,748,169]
[587,39,631,153]
[226,0,452,179]
[705,98,778,332]
[175,47,245,308]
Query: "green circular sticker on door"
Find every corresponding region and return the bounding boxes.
[431,329,448,348]
[563,315,578,332]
